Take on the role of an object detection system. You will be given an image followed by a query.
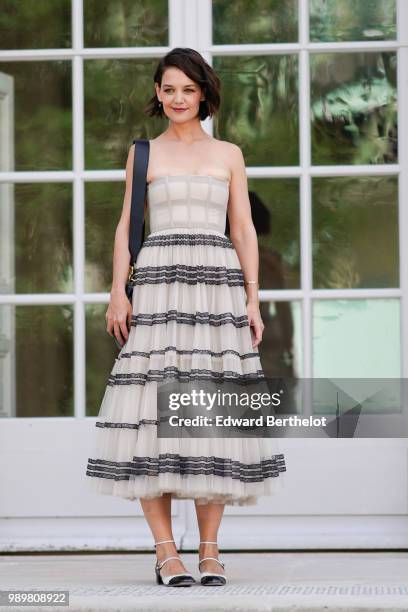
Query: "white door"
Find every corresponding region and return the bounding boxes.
[1,0,407,551]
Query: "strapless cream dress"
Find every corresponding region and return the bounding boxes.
[85,174,286,506]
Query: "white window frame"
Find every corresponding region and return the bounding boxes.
[0,0,406,422]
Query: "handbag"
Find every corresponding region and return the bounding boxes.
[113,138,150,349]
[125,138,150,303]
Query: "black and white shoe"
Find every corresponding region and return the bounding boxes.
[198,541,227,586]
[154,539,196,587]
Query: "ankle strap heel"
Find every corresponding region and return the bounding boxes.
[198,541,226,586]
[153,539,196,587]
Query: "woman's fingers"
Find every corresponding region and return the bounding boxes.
[105,310,112,335]
[127,304,133,328]
[119,318,130,342]
[106,299,132,344]
[113,321,124,345]
[106,319,113,337]
[248,316,264,348]
[251,323,262,348]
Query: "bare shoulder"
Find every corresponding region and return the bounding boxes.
[212,138,241,155]
[211,139,244,179]
[216,139,244,166]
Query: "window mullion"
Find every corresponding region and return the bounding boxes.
[72,0,85,418]
[397,0,408,377]
[299,0,312,378]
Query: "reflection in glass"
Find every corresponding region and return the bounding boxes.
[226,179,300,289]
[313,299,400,377]
[310,0,396,42]
[85,182,124,293]
[85,182,150,293]
[0,305,73,417]
[213,0,298,44]
[86,304,120,416]
[84,59,164,169]
[0,0,71,49]
[258,301,302,379]
[0,61,72,171]
[84,0,168,47]
[313,176,398,289]
[0,183,73,294]
[213,55,298,166]
[311,52,397,165]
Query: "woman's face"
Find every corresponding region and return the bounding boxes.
[155,67,204,121]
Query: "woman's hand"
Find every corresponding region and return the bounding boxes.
[105,287,133,347]
[246,300,264,348]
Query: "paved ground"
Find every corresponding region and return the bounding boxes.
[0,551,408,611]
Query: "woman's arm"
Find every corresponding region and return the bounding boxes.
[105,143,135,345]
[227,144,264,347]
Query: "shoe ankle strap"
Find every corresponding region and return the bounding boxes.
[198,556,225,569]
[199,541,218,544]
[154,539,175,546]
[156,555,180,570]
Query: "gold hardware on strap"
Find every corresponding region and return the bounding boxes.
[127,263,136,282]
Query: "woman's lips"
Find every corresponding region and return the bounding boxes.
[172,108,187,112]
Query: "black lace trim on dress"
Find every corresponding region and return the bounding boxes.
[86,453,287,482]
[117,346,260,361]
[107,367,265,386]
[130,310,249,327]
[143,233,234,248]
[130,265,244,286]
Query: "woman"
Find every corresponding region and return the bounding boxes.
[85,47,286,587]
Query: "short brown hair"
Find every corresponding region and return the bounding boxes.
[144,47,221,121]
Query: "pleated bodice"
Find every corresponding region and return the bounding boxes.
[147,174,230,234]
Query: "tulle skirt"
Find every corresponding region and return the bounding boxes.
[85,228,286,506]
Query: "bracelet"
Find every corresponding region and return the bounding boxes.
[244,280,259,285]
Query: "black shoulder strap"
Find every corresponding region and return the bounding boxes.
[129,138,150,265]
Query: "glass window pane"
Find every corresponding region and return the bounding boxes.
[84,59,163,170]
[0,183,73,294]
[213,0,298,44]
[84,0,168,47]
[85,182,123,293]
[0,0,71,50]
[258,300,302,378]
[0,305,73,417]
[86,304,119,416]
[226,178,300,289]
[312,176,399,289]
[0,61,72,171]
[85,182,150,293]
[213,55,299,166]
[311,52,397,165]
[313,299,400,377]
[310,0,396,42]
